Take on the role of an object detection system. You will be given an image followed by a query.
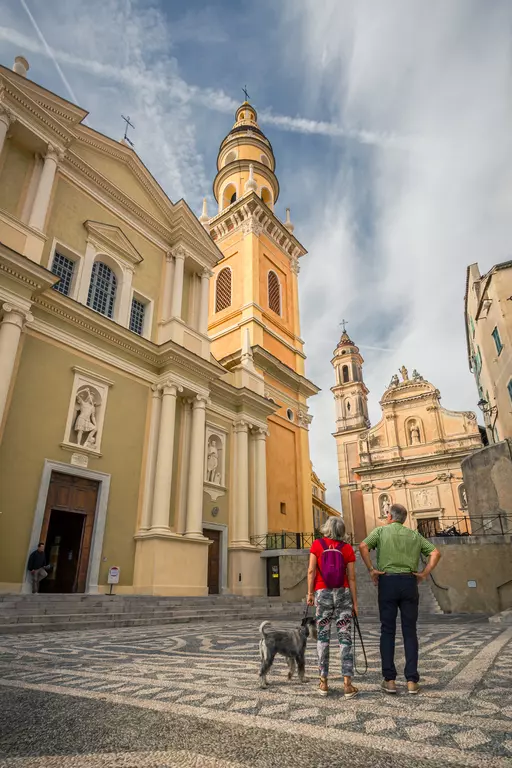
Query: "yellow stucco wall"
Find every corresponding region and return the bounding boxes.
[0,333,148,588]
[0,140,33,218]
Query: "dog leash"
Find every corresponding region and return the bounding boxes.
[352,614,368,675]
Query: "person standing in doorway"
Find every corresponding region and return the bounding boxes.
[359,504,441,695]
[27,543,48,594]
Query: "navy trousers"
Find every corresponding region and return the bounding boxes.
[378,574,419,683]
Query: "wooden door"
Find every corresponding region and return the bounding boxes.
[40,473,99,593]
[205,529,221,595]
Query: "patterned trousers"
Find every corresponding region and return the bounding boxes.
[315,587,354,678]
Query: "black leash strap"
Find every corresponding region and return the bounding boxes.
[352,614,368,675]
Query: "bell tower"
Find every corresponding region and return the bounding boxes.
[331,329,369,541]
[331,329,369,433]
[205,101,319,535]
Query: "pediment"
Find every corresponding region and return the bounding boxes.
[73,137,173,227]
[84,220,142,265]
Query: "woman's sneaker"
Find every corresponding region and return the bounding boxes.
[407,682,420,695]
[319,677,329,696]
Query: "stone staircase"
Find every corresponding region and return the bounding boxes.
[353,553,443,617]
[0,594,304,635]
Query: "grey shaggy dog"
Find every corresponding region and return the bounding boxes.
[258,617,317,688]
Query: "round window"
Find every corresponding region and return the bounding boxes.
[286,409,294,421]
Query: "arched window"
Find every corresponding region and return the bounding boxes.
[215,267,232,312]
[268,270,281,315]
[224,150,237,166]
[342,365,350,383]
[87,261,117,319]
[221,183,237,210]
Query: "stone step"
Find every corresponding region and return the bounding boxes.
[0,600,295,615]
[0,608,304,635]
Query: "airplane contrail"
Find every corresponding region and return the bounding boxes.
[19,0,80,107]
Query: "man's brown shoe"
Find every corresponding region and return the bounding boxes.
[319,677,329,696]
[407,682,420,695]
[381,679,397,694]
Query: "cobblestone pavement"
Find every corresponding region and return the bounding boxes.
[0,617,511,767]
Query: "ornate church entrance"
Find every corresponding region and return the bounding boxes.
[39,472,99,593]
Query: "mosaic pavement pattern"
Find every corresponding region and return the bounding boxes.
[0,618,511,767]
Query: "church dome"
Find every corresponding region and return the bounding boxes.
[213,101,279,212]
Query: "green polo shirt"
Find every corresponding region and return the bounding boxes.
[362,522,436,573]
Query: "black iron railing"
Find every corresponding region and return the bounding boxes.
[417,514,512,539]
[251,531,355,550]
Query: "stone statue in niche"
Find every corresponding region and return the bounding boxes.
[409,422,421,444]
[380,494,391,519]
[459,484,468,509]
[73,387,98,447]
[206,435,222,485]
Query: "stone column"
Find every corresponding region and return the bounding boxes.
[0,105,14,159]
[0,303,32,433]
[138,385,162,531]
[199,268,212,334]
[161,251,174,321]
[253,428,268,540]
[150,380,181,532]
[176,398,193,534]
[28,145,62,232]
[233,421,250,545]
[171,247,186,319]
[185,394,208,537]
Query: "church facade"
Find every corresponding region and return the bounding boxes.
[331,330,482,541]
[0,57,317,596]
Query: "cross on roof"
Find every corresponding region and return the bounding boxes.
[121,114,135,145]
[339,319,349,333]
[242,85,250,102]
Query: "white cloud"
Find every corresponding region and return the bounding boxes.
[281,0,512,508]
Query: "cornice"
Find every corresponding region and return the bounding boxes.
[252,345,320,398]
[354,446,481,477]
[208,192,306,262]
[0,241,57,294]
[0,64,87,123]
[0,78,72,147]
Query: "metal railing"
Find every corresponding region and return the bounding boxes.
[251,531,355,550]
[417,514,512,539]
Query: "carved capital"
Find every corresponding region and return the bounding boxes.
[201,267,214,280]
[1,302,33,328]
[159,380,183,397]
[172,245,187,261]
[252,426,269,439]
[0,103,15,126]
[46,144,65,163]
[392,478,407,488]
[165,250,173,263]
[234,420,250,433]
[242,217,264,237]
[290,257,300,276]
[297,410,313,429]
[385,414,397,421]
[193,393,209,408]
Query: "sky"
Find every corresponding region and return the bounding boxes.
[1,0,511,510]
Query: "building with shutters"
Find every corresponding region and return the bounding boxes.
[0,57,317,596]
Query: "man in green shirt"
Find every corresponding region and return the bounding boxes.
[359,504,441,695]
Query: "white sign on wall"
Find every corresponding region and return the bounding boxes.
[108,566,120,585]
